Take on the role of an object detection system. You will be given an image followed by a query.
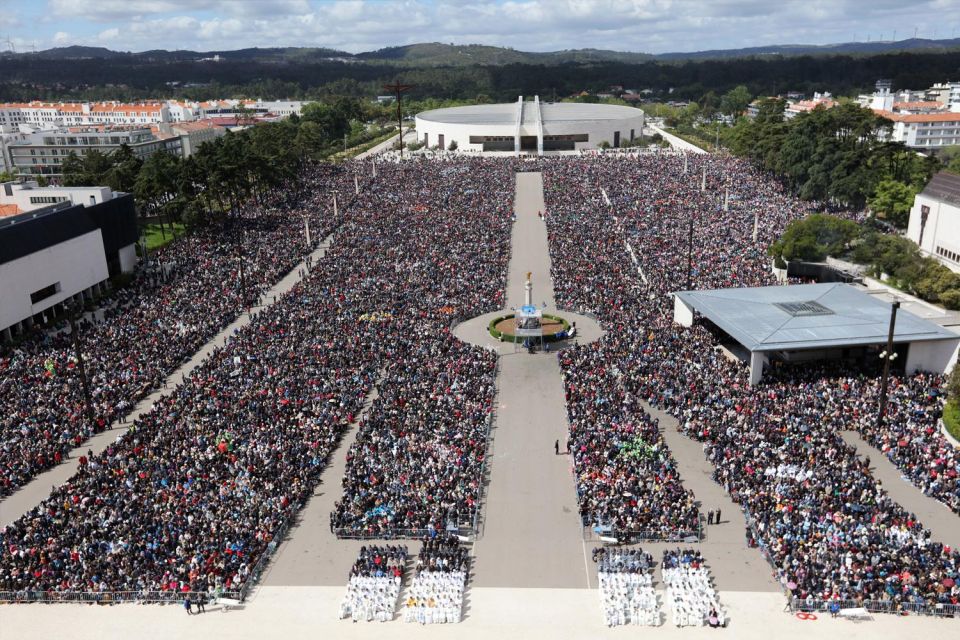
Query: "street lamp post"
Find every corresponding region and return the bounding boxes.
[67,304,95,430]
[876,301,901,430]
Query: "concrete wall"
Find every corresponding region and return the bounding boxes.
[0,183,113,212]
[673,295,694,327]
[0,228,109,331]
[118,243,137,273]
[906,338,960,375]
[907,194,960,274]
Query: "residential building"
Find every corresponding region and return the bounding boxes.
[874,111,960,151]
[784,92,837,119]
[5,126,182,180]
[0,98,309,130]
[0,102,170,128]
[154,120,226,157]
[906,172,960,275]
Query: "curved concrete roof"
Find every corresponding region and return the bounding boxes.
[417,101,643,126]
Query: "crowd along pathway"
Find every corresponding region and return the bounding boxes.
[468,172,593,588]
[0,233,336,528]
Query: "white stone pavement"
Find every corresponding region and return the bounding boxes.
[2,586,957,640]
[354,128,416,160]
[649,124,707,154]
[0,233,335,528]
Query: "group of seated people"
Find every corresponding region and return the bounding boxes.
[403,535,469,624]
[542,153,960,612]
[0,158,510,599]
[595,547,660,626]
[662,549,725,628]
[0,163,356,497]
[329,159,513,538]
[340,545,408,622]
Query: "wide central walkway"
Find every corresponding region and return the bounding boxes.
[471,172,589,588]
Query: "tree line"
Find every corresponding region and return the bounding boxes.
[3,49,960,104]
[769,214,960,310]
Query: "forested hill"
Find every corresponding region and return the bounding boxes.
[9,38,960,65]
[1,41,959,103]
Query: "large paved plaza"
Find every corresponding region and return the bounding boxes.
[1,166,957,638]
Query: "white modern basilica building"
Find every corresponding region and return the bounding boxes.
[414,96,645,154]
[907,171,960,274]
[0,181,138,340]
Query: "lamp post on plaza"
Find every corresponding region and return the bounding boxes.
[383,81,413,159]
[876,300,900,430]
[67,303,95,430]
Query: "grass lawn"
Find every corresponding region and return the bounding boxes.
[143,223,185,251]
[944,400,960,442]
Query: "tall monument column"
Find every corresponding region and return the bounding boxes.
[525,271,533,307]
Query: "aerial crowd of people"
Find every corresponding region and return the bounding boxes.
[0,150,957,615]
[542,153,959,609]
[0,157,510,597]
[0,164,356,497]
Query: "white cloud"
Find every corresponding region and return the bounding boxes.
[52,31,71,43]
[97,28,121,42]
[36,0,960,54]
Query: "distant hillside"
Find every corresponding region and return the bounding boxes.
[13,45,353,63]
[23,45,131,60]
[7,37,959,66]
[355,43,653,65]
[657,37,960,60]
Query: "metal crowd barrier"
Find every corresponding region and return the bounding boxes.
[789,597,958,618]
[0,589,240,604]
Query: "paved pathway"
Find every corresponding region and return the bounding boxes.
[354,128,416,160]
[641,402,782,593]
[649,124,707,154]
[0,234,336,528]
[470,172,589,589]
[840,430,960,548]
[258,376,383,587]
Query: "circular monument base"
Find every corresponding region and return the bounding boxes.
[452,309,604,353]
[488,313,570,343]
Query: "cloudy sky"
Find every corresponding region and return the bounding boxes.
[1,0,959,54]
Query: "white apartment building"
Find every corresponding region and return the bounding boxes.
[4,127,182,180]
[876,111,960,151]
[0,102,171,128]
[0,99,310,130]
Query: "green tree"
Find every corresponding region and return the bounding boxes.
[940,146,960,175]
[135,151,182,221]
[301,101,352,140]
[104,144,143,193]
[60,152,84,184]
[699,90,719,119]
[768,214,860,262]
[719,85,752,117]
[869,179,915,227]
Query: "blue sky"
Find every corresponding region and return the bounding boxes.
[1,0,959,54]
